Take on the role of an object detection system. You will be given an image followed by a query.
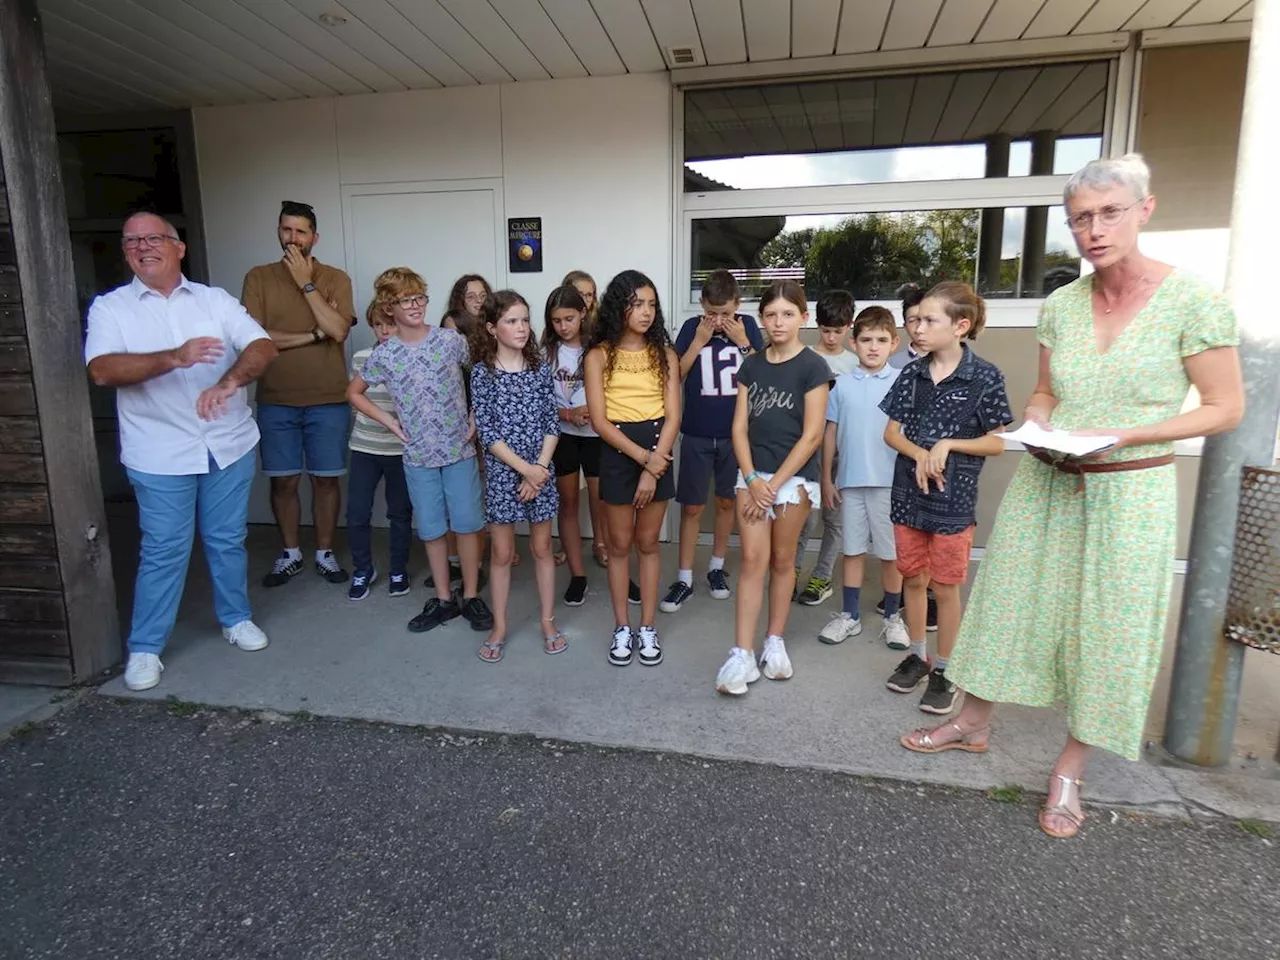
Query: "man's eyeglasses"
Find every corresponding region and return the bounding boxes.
[122,233,178,249]
[393,294,428,310]
[1064,199,1144,233]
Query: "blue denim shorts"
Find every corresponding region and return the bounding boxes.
[257,403,350,478]
[404,456,485,542]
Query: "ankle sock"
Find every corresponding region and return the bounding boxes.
[910,641,928,660]
[842,585,861,617]
[677,568,693,587]
[284,547,302,562]
[933,655,949,672]
[884,592,901,618]
[448,554,460,565]
[315,549,333,563]
[708,555,725,572]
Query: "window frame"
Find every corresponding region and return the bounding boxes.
[671,54,1126,327]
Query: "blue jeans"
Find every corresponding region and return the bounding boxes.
[346,450,413,574]
[257,402,350,478]
[125,450,256,655]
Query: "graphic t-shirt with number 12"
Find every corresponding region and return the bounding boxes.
[674,313,765,439]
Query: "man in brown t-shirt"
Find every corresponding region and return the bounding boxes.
[241,201,356,588]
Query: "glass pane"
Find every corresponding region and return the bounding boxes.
[59,128,183,220]
[684,61,1108,190]
[690,206,1080,301]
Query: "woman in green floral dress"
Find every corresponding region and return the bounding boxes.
[900,155,1244,839]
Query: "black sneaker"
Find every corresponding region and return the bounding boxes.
[564,575,588,606]
[919,668,957,715]
[628,580,641,605]
[886,654,932,693]
[926,592,938,632]
[707,568,731,600]
[460,596,494,632]
[316,550,348,584]
[408,596,459,633]
[659,580,693,613]
[348,567,376,601]
[388,572,410,597]
[263,552,303,588]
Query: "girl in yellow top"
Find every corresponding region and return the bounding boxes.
[584,270,681,669]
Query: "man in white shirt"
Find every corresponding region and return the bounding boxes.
[85,212,279,692]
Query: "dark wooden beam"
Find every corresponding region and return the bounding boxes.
[0,0,120,682]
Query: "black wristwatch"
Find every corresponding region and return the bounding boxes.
[301,282,317,294]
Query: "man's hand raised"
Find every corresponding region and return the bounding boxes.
[174,337,224,368]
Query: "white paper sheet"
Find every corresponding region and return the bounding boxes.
[1001,422,1118,457]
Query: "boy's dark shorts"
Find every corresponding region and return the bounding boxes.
[676,434,738,506]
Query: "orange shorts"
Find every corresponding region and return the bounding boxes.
[894,524,974,586]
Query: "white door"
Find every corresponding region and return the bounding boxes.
[343,181,505,353]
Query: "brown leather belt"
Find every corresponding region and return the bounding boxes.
[1029,448,1175,492]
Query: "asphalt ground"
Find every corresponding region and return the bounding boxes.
[1,697,1276,960]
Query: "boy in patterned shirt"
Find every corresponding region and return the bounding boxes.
[878,282,1012,715]
[348,267,494,634]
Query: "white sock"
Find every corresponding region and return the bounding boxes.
[934,655,949,672]
[284,547,302,561]
[910,641,928,660]
[677,568,693,587]
[448,554,460,564]
[708,555,725,572]
[315,549,333,562]
[765,633,785,645]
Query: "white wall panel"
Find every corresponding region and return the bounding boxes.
[335,86,503,184]
[499,72,673,318]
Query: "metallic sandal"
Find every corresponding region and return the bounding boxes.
[901,722,990,754]
[1039,774,1086,839]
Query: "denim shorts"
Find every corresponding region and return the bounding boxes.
[404,456,485,542]
[257,403,350,478]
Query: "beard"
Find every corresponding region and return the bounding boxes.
[281,240,313,258]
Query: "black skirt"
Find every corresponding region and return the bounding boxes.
[598,418,676,505]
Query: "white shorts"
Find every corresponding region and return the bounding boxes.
[735,470,821,520]
[840,487,895,561]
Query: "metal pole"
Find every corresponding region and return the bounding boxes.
[1019,131,1055,297]
[1164,0,1280,766]
[978,135,1009,294]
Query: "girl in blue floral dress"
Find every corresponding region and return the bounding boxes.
[469,291,563,663]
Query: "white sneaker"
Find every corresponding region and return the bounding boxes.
[760,635,793,681]
[636,625,663,666]
[608,625,634,666]
[715,647,761,695]
[881,613,910,651]
[222,620,269,651]
[124,652,163,691]
[818,612,863,645]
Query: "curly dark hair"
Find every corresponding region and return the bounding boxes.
[541,283,588,369]
[585,269,671,387]
[442,273,492,338]
[469,289,541,370]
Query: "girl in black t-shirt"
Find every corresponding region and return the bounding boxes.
[717,280,832,696]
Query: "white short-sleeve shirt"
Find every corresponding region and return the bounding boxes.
[84,275,270,476]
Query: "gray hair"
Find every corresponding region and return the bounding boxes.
[1063,153,1151,204]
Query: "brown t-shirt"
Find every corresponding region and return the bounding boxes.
[241,259,355,406]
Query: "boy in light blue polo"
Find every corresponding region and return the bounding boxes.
[817,306,908,649]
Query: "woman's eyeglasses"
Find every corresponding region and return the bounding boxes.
[1065,199,1144,233]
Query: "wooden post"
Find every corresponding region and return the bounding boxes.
[0,0,120,683]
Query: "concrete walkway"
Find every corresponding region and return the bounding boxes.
[97,527,1280,822]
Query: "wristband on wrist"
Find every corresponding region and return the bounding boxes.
[744,471,761,485]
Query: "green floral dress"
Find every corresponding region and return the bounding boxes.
[946,269,1238,760]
